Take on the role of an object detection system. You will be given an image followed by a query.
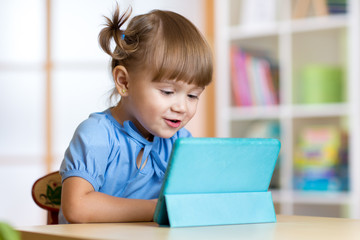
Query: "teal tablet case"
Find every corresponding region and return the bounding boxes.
[153,138,281,227]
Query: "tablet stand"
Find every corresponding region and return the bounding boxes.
[161,191,276,227]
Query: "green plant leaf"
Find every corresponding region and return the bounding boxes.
[50,187,62,205]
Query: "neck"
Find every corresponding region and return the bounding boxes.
[110,100,129,125]
[110,101,154,141]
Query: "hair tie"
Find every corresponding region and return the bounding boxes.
[121,33,125,40]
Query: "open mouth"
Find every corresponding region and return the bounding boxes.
[165,119,181,128]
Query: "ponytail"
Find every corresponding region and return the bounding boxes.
[98,5,137,64]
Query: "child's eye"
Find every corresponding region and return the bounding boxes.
[160,90,174,95]
[188,94,199,100]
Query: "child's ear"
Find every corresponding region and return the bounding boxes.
[113,65,129,96]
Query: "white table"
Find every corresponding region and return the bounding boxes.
[18,215,360,240]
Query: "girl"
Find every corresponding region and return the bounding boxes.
[59,5,213,224]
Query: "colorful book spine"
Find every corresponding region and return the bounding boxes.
[327,0,347,14]
[230,46,242,106]
[260,59,278,105]
[249,56,262,105]
[238,50,252,106]
[294,126,348,191]
[230,46,279,107]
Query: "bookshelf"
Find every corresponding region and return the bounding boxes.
[214,0,360,218]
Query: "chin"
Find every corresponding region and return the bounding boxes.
[155,131,177,139]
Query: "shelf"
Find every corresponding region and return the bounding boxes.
[229,23,279,40]
[229,103,348,120]
[230,105,281,120]
[216,0,360,218]
[291,191,350,205]
[271,190,350,205]
[229,15,348,40]
[290,15,348,33]
[291,103,348,118]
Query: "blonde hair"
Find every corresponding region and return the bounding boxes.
[98,6,213,100]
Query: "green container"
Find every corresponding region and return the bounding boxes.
[300,65,343,104]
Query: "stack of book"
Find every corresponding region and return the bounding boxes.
[294,125,348,191]
[292,0,347,19]
[327,0,347,14]
[230,46,279,107]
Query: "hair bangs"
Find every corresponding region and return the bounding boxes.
[147,11,213,87]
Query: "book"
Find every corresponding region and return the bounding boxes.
[314,0,329,16]
[238,50,252,106]
[293,0,329,19]
[294,125,348,191]
[293,0,311,19]
[250,57,263,105]
[327,0,347,14]
[230,46,242,106]
[229,46,279,107]
[261,59,278,105]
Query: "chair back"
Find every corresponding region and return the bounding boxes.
[31,171,62,224]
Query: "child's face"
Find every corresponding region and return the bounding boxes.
[126,72,204,139]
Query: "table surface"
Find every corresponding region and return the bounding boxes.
[17,215,360,240]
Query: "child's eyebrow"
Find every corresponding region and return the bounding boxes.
[157,79,205,91]
[160,79,203,87]
[158,79,177,84]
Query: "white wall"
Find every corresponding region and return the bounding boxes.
[0,0,205,227]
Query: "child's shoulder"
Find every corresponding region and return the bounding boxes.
[73,109,119,140]
[77,110,111,130]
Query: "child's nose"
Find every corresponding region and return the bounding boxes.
[171,96,187,113]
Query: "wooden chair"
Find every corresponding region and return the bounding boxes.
[31,171,62,224]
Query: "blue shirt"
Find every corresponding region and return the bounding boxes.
[59,109,191,223]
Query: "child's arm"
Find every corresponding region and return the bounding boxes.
[61,177,157,223]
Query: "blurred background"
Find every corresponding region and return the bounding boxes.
[1,0,360,227]
[0,0,212,226]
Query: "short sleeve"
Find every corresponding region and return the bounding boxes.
[59,117,111,191]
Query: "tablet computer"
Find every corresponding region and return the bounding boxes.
[153,137,281,227]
